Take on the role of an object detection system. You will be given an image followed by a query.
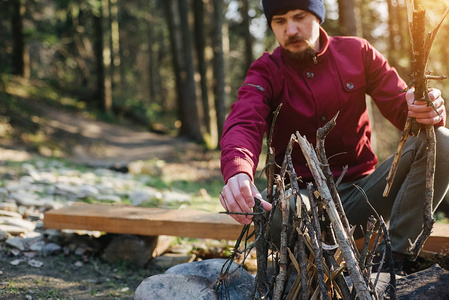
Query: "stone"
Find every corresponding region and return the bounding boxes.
[161,191,191,203]
[28,259,44,268]
[0,210,22,218]
[152,235,173,257]
[10,192,40,207]
[0,217,36,232]
[129,190,160,206]
[0,230,9,241]
[0,202,17,212]
[96,194,121,203]
[29,241,45,252]
[147,254,196,273]
[102,235,158,267]
[6,237,26,251]
[165,258,255,300]
[77,185,99,198]
[396,264,449,299]
[134,274,217,300]
[0,224,28,235]
[42,243,62,256]
[0,187,8,197]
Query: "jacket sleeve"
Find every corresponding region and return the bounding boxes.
[220,57,279,183]
[362,40,410,130]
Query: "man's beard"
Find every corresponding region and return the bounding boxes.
[283,37,317,64]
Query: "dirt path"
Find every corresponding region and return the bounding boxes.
[40,104,200,166]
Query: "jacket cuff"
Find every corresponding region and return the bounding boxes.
[221,157,255,183]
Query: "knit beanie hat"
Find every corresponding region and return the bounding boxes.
[262,0,325,27]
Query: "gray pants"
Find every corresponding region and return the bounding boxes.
[268,126,449,257]
[340,126,449,256]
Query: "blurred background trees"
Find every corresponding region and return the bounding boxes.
[1,0,448,155]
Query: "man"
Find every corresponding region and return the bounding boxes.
[219,0,449,268]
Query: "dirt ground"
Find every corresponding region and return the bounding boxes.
[2,102,449,299]
[0,251,153,299]
[0,102,226,299]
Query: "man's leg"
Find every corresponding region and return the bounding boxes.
[339,126,449,257]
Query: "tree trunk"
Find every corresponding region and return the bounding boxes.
[164,0,183,120]
[240,0,253,73]
[93,0,112,113]
[211,0,226,144]
[148,5,157,105]
[337,0,358,36]
[177,0,203,142]
[11,0,27,77]
[109,0,121,92]
[193,0,211,134]
[93,10,105,110]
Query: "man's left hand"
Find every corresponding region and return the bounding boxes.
[407,88,446,125]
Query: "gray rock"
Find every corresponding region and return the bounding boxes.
[77,185,99,198]
[161,190,191,203]
[134,274,217,300]
[6,237,26,251]
[96,194,121,202]
[147,254,196,273]
[165,258,255,300]
[10,191,40,207]
[396,264,449,300]
[28,259,44,268]
[0,230,9,241]
[42,242,62,256]
[130,190,154,206]
[29,240,46,252]
[0,187,9,197]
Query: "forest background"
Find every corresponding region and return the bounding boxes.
[1,0,449,161]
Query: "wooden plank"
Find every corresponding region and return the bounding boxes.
[43,202,247,240]
[44,203,449,253]
[354,222,449,254]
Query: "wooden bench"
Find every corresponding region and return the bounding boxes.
[44,202,449,254]
[43,202,246,240]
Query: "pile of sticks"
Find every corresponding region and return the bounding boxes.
[219,114,396,300]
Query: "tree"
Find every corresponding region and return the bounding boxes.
[337,0,358,36]
[211,0,226,143]
[165,0,203,142]
[193,0,211,135]
[93,0,113,113]
[11,0,27,77]
[241,0,253,73]
[177,0,203,142]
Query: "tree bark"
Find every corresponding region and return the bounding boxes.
[337,0,358,36]
[211,0,226,143]
[11,0,27,77]
[193,0,211,135]
[177,0,203,142]
[240,0,253,73]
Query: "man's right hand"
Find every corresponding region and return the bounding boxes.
[219,173,272,225]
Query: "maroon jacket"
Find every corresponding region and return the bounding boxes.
[221,28,420,185]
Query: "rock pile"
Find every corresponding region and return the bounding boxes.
[0,159,193,268]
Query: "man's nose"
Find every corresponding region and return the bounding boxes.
[285,20,298,36]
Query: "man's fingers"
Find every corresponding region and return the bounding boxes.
[221,188,252,224]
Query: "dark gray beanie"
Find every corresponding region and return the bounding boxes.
[262,0,325,27]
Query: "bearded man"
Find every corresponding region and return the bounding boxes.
[219,0,449,272]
